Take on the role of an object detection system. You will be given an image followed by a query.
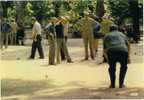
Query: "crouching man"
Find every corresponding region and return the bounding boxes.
[103,25,131,88]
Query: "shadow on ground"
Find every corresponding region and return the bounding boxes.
[1,78,55,97]
[2,79,144,99]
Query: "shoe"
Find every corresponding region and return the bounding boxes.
[91,57,95,60]
[109,85,115,88]
[119,84,126,88]
[49,63,56,65]
[39,57,44,59]
[84,57,89,60]
[67,60,73,63]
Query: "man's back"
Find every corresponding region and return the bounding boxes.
[104,31,128,52]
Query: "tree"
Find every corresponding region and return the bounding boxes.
[96,0,105,18]
[128,0,141,42]
[108,0,129,25]
[1,1,14,18]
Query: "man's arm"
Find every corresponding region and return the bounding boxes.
[32,25,37,41]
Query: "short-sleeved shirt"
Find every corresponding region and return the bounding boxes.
[32,21,41,35]
[103,31,128,52]
[1,22,11,34]
[76,17,97,36]
[55,23,64,38]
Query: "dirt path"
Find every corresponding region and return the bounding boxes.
[1,39,144,99]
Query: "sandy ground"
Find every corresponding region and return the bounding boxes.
[0,39,144,99]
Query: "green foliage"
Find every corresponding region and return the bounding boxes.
[108,0,129,24]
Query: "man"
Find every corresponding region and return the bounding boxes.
[60,16,70,61]
[16,23,25,45]
[103,25,131,88]
[29,17,44,59]
[76,12,97,60]
[1,18,11,49]
[55,17,73,64]
[45,17,57,65]
[10,19,17,45]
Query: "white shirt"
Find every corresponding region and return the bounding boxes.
[32,21,41,35]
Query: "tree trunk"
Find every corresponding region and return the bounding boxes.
[128,0,140,42]
[96,0,105,18]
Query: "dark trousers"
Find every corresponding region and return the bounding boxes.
[107,50,128,87]
[30,35,44,59]
[60,36,67,60]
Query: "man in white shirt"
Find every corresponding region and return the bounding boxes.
[29,17,44,59]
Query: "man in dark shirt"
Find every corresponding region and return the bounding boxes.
[55,17,73,64]
[1,18,11,49]
[103,24,131,88]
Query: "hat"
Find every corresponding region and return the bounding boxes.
[32,17,36,21]
[60,16,67,23]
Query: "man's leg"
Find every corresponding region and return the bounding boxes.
[62,39,72,63]
[60,48,66,60]
[83,36,89,60]
[65,36,68,43]
[30,41,37,59]
[107,51,117,88]
[94,39,99,54]
[1,34,4,49]
[89,36,95,60]
[10,33,13,45]
[14,33,16,45]
[49,37,56,65]
[119,51,128,88]
[37,40,44,59]
[5,33,8,48]
[56,39,62,64]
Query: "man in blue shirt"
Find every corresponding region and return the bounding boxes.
[55,17,73,64]
[103,24,131,88]
[1,18,11,49]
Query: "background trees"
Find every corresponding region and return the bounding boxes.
[0,0,143,31]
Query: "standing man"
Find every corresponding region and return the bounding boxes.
[103,25,131,88]
[55,17,73,64]
[45,17,57,65]
[29,17,44,59]
[76,12,97,60]
[16,24,25,45]
[10,19,17,45]
[60,16,70,60]
[1,18,11,49]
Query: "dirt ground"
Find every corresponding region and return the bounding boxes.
[1,39,144,100]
